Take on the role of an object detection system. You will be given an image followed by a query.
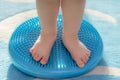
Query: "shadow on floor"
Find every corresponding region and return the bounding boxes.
[7,64,34,80]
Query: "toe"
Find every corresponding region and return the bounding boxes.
[76,59,85,68]
[33,53,40,61]
[33,53,37,60]
[86,50,91,57]
[40,56,49,65]
[30,45,36,52]
[35,54,42,61]
[31,50,36,56]
[81,55,87,63]
[85,54,89,62]
[30,48,34,53]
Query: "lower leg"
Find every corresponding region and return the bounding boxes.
[30,0,60,64]
[36,0,60,34]
[61,0,90,68]
[62,0,85,36]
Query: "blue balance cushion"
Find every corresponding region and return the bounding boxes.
[9,14,103,78]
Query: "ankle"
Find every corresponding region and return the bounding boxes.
[41,28,57,35]
[62,31,78,38]
[62,33,79,42]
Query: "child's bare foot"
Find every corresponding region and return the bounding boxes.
[62,33,91,68]
[30,30,57,64]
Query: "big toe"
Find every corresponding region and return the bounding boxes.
[30,48,33,53]
[30,47,36,53]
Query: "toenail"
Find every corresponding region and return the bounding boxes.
[41,61,46,64]
[29,49,31,52]
[83,58,87,63]
[32,51,36,55]
[79,64,84,68]
[87,52,90,56]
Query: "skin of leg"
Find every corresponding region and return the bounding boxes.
[30,0,60,64]
[61,0,91,68]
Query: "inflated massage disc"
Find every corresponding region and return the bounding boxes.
[9,14,103,78]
